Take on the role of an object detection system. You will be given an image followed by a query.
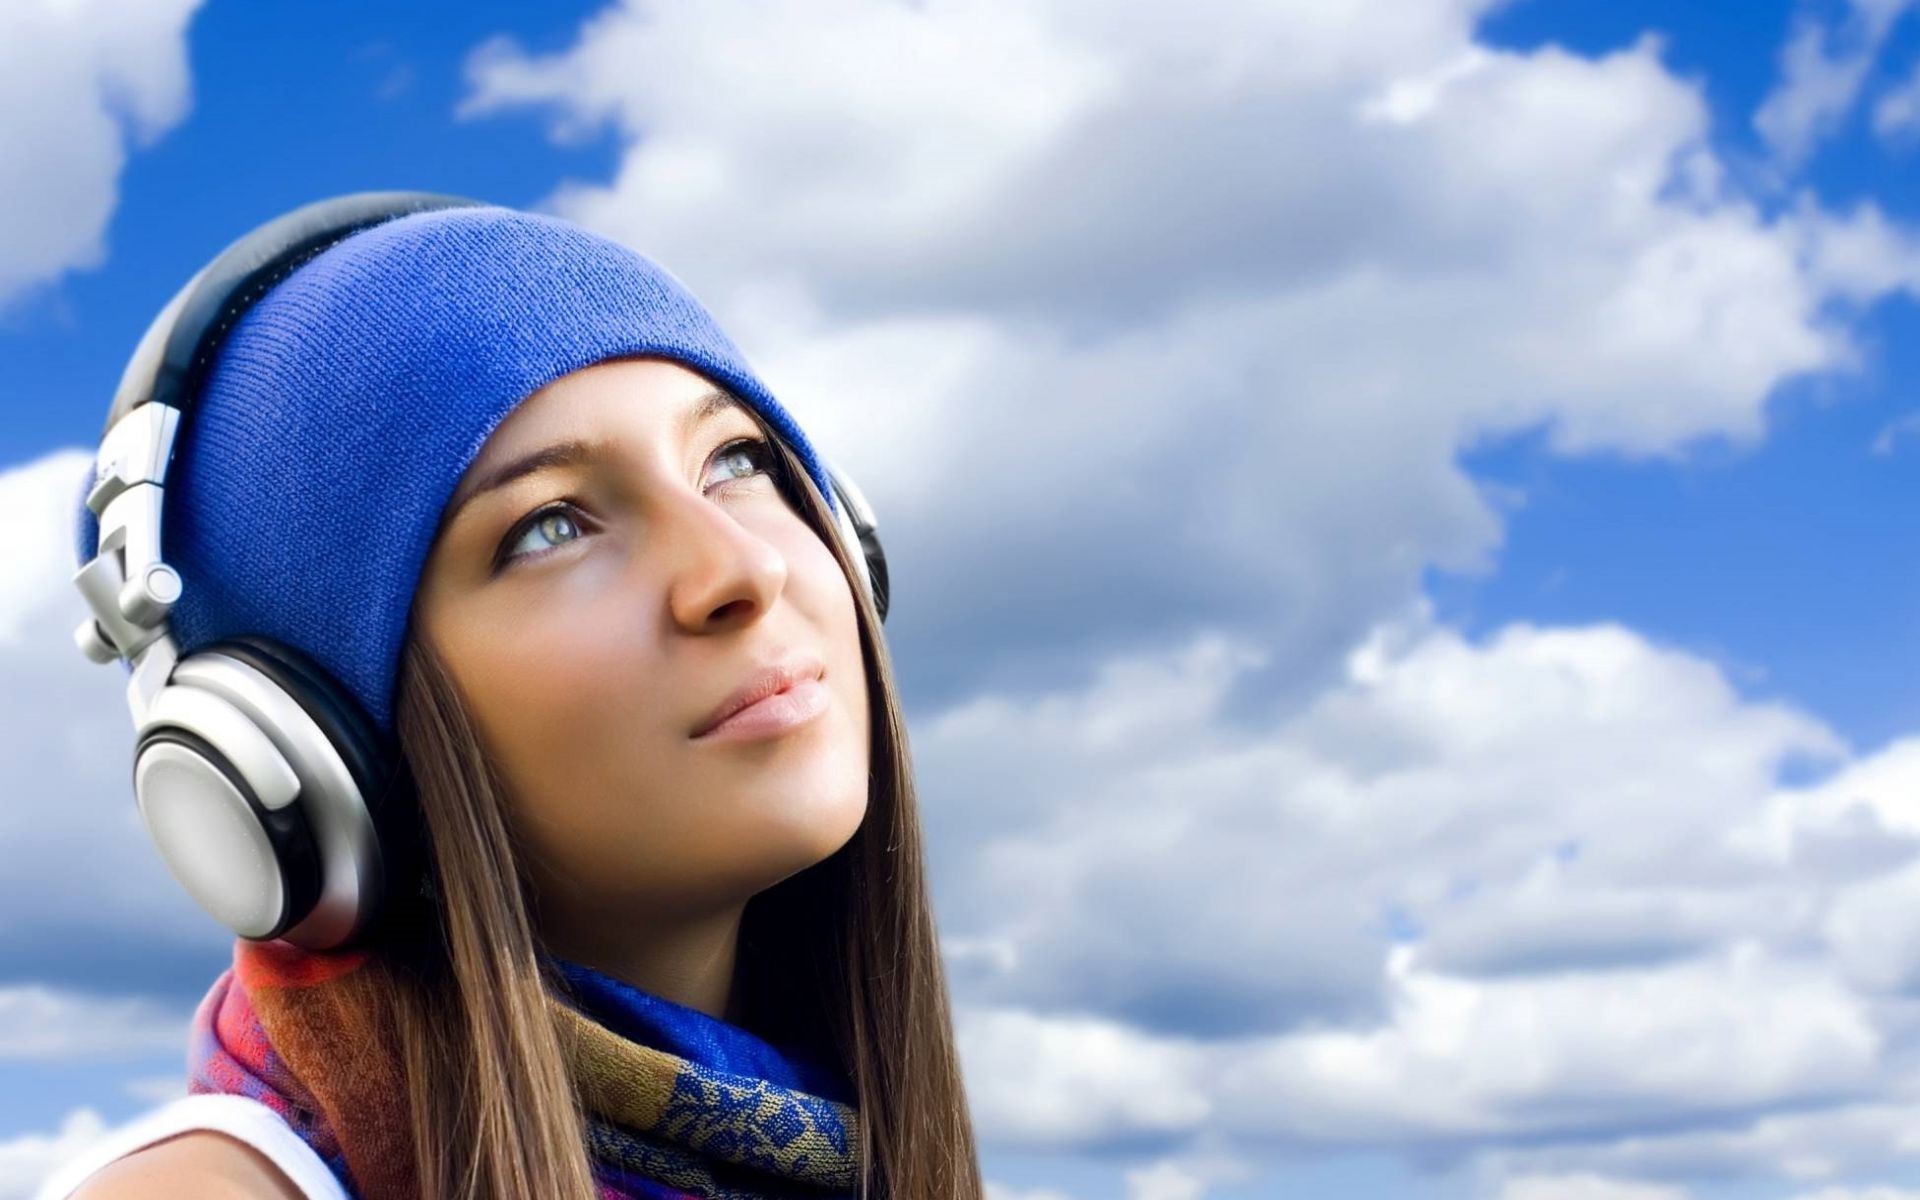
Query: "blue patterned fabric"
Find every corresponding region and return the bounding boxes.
[553,957,857,1106]
[547,955,862,1199]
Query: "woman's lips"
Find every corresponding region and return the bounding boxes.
[690,676,830,743]
[692,653,826,736]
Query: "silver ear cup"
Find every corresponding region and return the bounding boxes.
[135,741,294,939]
[814,450,889,624]
[132,689,321,941]
[167,647,389,949]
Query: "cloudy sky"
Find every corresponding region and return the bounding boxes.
[2,0,1919,1196]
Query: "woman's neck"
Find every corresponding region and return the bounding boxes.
[539,901,748,1023]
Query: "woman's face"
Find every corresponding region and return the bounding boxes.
[413,356,870,927]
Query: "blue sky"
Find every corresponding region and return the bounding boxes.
[2,1,1919,1198]
[1458,0,1920,757]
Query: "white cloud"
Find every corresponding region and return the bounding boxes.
[1754,0,1917,168]
[1219,943,1879,1143]
[1794,195,1920,304]
[1869,410,1920,455]
[1123,1145,1256,1200]
[0,450,95,646]
[118,1075,184,1106]
[0,1109,106,1200]
[1872,59,1920,140]
[958,1005,1211,1146]
[956,939,1882,1152]
[924,609,1855,1034]
[1823,855,1920,994]
[922,605,1920,1187]
[1480,1097,1920,1189]
[985,1185,1078,1200]
[445,0,1920,737]
[0,985,188,1060]
[0,0,203,311]
[0,451,234,996]
[1498,1175,1690,1200]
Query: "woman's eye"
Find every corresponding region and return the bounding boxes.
[710,435,776,487]
[497,503,585,568]
[492,437,777,572]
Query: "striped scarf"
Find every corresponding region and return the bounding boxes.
[187,938,862,1199]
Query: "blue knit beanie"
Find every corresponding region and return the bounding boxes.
[73,205,838,738]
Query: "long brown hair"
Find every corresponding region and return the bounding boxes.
[358,405,982,1199]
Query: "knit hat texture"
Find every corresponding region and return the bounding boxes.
[72,205,837,737]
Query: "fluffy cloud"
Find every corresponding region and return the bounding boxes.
[1873,60,1920,140]
[954,933,1885,1153]
[1498,1175,1689,1200]
[452,0,1920,733]
[1122,1146,1256,1200]
[1480,1097,1920,1189]
[926,611,1859,1036]
[0,0,202,311]
[0,451,233,999]
[990,1182,1082,1198]
[1753,0,1917,168]
[1219,943,1879,1143]
[957,1004,1211,1146]
[0,1109,107,1200]
[985,1186,1077,1200]
[0,985,187,1060]
[931,611,1920,1185]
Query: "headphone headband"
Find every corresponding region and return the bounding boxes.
[106,192,488,434]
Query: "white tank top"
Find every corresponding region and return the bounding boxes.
[31,1093,350,1200]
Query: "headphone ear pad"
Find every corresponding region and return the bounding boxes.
[132,717,323,941]
[207,635,422,909]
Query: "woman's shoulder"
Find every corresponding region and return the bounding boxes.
[34,1094,349,1200]
[62,1129,306,1200]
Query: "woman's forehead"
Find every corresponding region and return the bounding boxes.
[450,362,751,510]
[492,357,730,441]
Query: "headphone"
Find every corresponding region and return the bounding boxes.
[70,190,892,952]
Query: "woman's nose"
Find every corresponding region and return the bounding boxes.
[659,488,789,632]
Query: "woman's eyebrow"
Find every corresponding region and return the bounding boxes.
[445,388,745,523]
[448,439,600,523]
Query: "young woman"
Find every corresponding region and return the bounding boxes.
[45,198,982,1199]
